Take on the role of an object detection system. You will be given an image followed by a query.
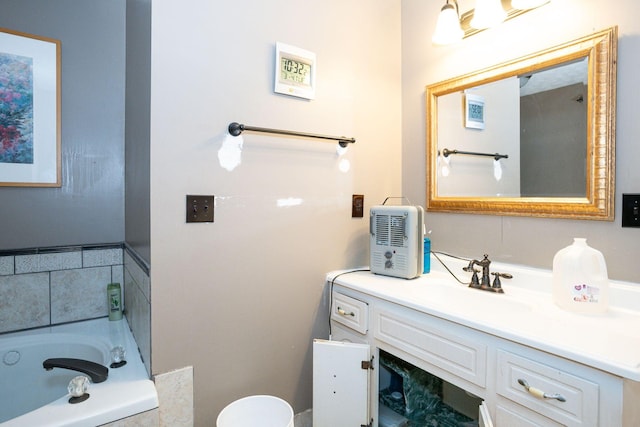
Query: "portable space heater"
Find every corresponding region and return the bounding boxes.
[370,203,424,279]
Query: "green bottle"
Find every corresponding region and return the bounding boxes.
[107,283,123,321]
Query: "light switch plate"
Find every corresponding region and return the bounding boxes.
[622,194,640,228]
[352,194,364,218]
[186,195,214,223]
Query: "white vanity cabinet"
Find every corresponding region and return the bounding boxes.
[315,269,640,427]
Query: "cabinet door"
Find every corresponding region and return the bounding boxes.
[313,339,371,427]
[479,402,494,427]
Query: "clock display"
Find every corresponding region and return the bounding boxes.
[274,42,316,99]
[280,57,312,87]
[468,102,484,122]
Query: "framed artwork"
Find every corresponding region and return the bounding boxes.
[465,93,485,130]
[0,28,61,187]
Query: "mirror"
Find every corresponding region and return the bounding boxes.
[426,27,617,220]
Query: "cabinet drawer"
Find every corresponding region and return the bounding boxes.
[374,306,486,387]
[495,403,563,427]
[497,350,599,426]
[331,292,368,334]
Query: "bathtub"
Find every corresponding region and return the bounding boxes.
[0,317,158,426]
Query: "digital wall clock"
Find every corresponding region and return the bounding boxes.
[465,93,485,130]
[274,42,316,100]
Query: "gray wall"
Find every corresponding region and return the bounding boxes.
[520,83,587,197]
[0,0,126,250]
[124,0,151,264]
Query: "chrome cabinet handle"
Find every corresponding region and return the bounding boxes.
[517,378,566,402]
[337,307,355,317]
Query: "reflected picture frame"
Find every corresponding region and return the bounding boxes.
[0,28,61,187]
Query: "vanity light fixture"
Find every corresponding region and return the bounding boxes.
[511,0,550,9]
[431,0,552,45]
[470,0,507,29]
[432,0,464,45]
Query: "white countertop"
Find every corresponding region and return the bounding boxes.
[328,254,640,381]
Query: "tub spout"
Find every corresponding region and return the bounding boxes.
[43,358,108,383]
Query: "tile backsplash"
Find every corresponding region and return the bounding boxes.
[0,244,124,333]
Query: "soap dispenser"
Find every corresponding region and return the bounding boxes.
[552,238,609,314]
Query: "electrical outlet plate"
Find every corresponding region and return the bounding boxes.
[352,194,364,218]
[622,194,640,228]
[186,195,214,223]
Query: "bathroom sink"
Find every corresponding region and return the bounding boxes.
[418,279,640,345]
[400,277,538,323]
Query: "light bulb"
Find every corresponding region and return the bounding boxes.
[470,0,507,29]
[432,3,463,45]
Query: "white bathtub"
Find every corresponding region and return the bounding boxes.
[0,317,158,426]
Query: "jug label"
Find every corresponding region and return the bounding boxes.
[571,284,600,303]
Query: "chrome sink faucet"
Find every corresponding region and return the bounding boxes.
[463,254,511,293]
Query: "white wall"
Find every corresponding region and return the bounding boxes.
[402,0,640,281]
[149,0,401,423]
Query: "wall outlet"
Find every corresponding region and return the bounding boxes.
[622,194,640,228]
[186,195,214,223]
[352,194,364,218]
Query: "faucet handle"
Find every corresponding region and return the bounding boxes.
[68,375,90,404]
[491,272,512,293]
[468,268,481,288]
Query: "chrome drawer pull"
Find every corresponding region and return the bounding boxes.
[517,379,566,402]
[337,307,355,317]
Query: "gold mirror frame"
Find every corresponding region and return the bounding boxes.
[426,27,617,220]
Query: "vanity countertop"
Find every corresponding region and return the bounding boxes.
[328,255,640,381]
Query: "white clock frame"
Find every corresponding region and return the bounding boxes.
[274,42,316,100]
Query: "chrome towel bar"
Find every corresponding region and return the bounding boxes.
[228,122,355,147]
[442,147,508,161]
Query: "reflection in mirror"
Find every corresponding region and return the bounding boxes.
[436,58,588,198]
[427,27,617,220]
[519,58,587,197]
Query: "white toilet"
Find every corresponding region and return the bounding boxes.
[216,395,294,427]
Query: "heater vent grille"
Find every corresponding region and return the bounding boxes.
[375,215,405,248]
[390,215,405,247]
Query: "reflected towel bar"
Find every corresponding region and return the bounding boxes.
[228,122,356,147]
[442,148,508,161]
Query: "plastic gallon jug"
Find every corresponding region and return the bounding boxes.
[552,238,609,314]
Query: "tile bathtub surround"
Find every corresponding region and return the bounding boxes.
[0,256,14,275]
[0,245,124,334]
[15,250,82,274]
[0,272,50,332]
[51,266,113,324]
[154,366,194,427]
[123,247,152,376]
